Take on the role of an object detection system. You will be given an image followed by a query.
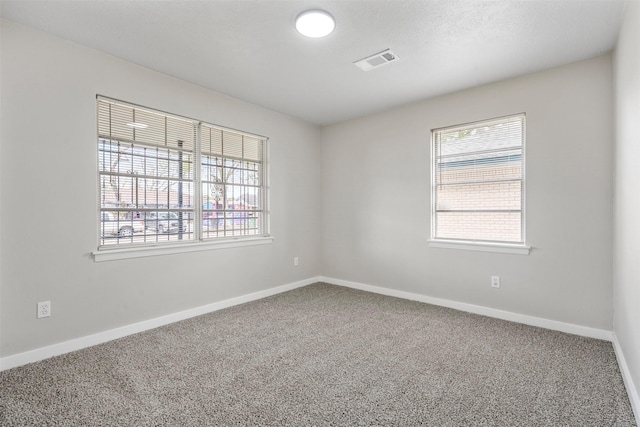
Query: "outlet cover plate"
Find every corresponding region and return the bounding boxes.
[491,276,501,288]
[37,301,51,318]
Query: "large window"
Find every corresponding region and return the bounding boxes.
[431,114,525,245]
[97,97,267,249]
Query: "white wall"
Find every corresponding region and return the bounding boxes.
[614,0,640,412]
[321,55,614,330]
[0,20,321,358]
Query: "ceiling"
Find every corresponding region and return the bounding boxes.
[0,0,626,125]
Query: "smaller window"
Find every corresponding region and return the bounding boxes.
[431,114,525,245]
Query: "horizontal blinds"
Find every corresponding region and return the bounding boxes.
[97,98,196,152]
[433,113,524,243]
[434,115,523,170]
[200,123,264,162]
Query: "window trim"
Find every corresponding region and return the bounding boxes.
[92,236,274,262]
[95,95,270,259]
[430,113,528,253]
[427,239,531,255]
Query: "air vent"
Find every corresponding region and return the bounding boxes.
[354,49,399,71]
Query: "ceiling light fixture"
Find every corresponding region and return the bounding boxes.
[295,10,335,38]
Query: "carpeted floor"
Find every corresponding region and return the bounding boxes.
[0,283,636,426]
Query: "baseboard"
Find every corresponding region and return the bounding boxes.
[612,333,640,424]
[320,276,613,341]
[0,277,319,372]
[1,275,615,372]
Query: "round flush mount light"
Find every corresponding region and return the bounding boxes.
[295,9,335,38]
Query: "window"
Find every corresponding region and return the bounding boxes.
[431,114,525,247]
[97,97,267,250]
[200,123,265,240]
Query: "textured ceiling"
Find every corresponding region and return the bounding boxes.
[0,0,626,125]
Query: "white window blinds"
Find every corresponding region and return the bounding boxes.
[432,114,525,244]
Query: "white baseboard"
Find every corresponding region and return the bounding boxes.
[320,276,613,341]
[0,275,616,372]
[612,333,640,424]
[0,277,318,372]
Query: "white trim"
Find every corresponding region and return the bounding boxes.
[320,276,611,340]
[93,236,273,262]
[612,333,640,424]
[428,239,531,255]
[0,276,318,372]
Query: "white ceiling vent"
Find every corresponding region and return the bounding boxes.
[354,49,399,71]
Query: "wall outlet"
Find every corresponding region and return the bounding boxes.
[491,276,501,288]
[294,256,299,266]
[37,301,51,318]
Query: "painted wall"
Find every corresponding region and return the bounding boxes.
[320,55,614,330]
[613,0,640,411]
[0,20,322,357]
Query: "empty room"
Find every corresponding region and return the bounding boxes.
[1,0,639,425]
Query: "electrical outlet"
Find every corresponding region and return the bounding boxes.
[37,301,51,318]
[294,256,299,266]
[491,276,501,288]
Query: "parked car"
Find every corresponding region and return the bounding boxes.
[124,211,143,220]
[101,212,144,238]
[145,212,184,233]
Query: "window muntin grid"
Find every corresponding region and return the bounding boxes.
[432,114,525,244]
[97,97,267,249]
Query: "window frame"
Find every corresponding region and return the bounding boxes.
[428,113,530,255]
[93,96,271,262]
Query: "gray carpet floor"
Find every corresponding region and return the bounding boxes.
[0,283,636,426]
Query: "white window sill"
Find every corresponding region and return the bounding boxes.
[93,236,274,262]
[428,239,531,255]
